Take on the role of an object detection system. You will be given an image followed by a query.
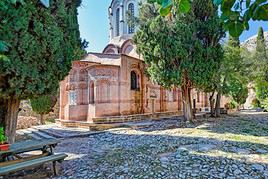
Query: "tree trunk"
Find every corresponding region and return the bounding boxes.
[0,96,20,144]
[236,105,240,111]
[40,114,46,125]
[209,92,215,117]
[215,92,221,117]
[182,85,193,123]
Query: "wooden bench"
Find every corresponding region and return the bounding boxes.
[0,139,67,176]
[0,153,67,176]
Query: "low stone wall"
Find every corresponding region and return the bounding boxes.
[17,116,39,130]
[58,110,183,129]
[92,111,183,124]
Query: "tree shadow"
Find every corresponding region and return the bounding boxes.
[196,113,268,137]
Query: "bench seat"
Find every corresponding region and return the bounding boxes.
[0,153,67,176]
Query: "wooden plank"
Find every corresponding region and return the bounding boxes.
[0,152,50,167]
[0,139,60,156]
[0,153,67,175]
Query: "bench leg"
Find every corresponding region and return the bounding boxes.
[53,161,57,175]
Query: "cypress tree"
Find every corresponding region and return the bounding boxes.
[253,27,268,80]
[134,0,225,122]
[0,0,83,143]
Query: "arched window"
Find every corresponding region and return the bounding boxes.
[128,3,135,34]
[116,8,120,36]
[131,71,139,90]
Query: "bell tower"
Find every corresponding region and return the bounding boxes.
[108,0,139,41]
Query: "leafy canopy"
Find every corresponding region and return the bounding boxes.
[225,75,248,105]
[150,0,268,37]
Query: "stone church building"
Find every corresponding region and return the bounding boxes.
[59,0,213,124]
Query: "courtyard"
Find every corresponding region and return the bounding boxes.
[7,111,267,178]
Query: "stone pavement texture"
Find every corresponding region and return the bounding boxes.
[7,112,268,178]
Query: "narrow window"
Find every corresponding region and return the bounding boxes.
[69,90,77,105]
[128,3,135,34]
[131,71,139,90]
[197,91,200,103]
[116,8,120,36]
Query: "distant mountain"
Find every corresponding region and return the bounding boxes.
[242,31,268,52]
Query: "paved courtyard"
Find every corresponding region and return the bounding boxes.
[6,112,268,178]
[52,112,268,179]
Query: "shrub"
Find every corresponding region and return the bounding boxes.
[252,98,261,108]
[0,127,7,144]
[225,100,237,109]
[30,95,57,125]
[261,98,268,112]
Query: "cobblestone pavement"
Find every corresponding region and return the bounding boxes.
[53,112,268,179]
[5,112,268,179]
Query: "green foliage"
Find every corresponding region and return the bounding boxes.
[221,37,243,80]
[0,0,83,100]
[0,127,7,144]
[255,79,268,100]
[260,98,268,111]
[134,0,225,89]
[210,36,246,106]
[251,98,261,108]
[219,0,268,37]
[149,0,191,16]
[225,100,238,109]
[225,75,248,105]
[151,0,268,37]
[30,95,56,116]
[244,27,268,81]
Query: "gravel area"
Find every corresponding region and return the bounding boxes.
[53,112,268,179]
[5,112,268,179]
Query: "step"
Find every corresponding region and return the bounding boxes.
[17,129,42,140]
[33,131,56,140]
[26,128,56,139]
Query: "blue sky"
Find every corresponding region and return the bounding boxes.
[78,0,268,52]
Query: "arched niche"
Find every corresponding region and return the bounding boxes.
[130,70,141,91]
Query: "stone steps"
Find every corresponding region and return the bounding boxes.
[17,128,56,140]
[92,111,183,124]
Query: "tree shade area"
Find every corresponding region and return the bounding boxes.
[0,0,84,143]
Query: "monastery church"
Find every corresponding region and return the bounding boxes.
[59,0,219,124]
